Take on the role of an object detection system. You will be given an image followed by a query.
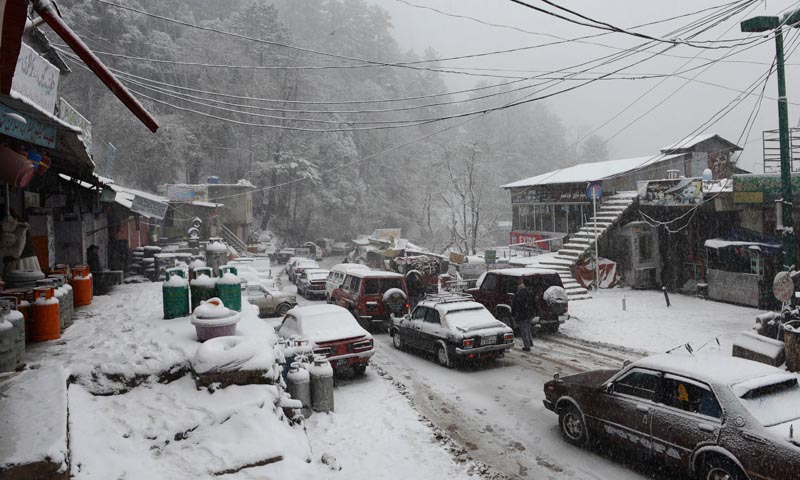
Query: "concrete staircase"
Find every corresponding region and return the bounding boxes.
[539,191,638,301]
[220,224,249,254]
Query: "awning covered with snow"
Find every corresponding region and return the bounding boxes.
[704,228,782,256]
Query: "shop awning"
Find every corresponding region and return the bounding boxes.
[704,228,782,255]
[1,91,93,180]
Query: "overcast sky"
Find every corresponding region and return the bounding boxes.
[368,0,800,173]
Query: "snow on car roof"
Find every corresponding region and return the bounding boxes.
[488,267,560,276]
[331,263,370,273]
[426,300,487,315]
[288,304,349,321]
[634,353,783,385]
[731,373,797,398]
[348,270,404,278]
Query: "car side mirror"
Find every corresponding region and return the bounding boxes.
[603,383,614,394]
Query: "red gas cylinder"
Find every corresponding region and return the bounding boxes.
[29,287,60,342]
[71,265,93,307]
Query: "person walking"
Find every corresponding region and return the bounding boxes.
[512,278,536,352]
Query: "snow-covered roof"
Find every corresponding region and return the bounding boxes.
[110,183,168,211]
[501,154,683,188]
[660,133,716,152]
[348,270,404,279]
[634,353,782,385]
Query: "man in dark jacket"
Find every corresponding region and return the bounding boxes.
[511,278,536,351]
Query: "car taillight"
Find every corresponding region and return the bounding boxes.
[462,338,474,349]
[313,346,332,357]
[352,339,373,351]
[504,333,514,343]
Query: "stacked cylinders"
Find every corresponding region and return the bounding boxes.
[5,289,31,341]
[71,265,93,307]
[29,286,60,342]
[190,267,216,312]
[215,265,241,312]
[0,319,13,372]
[0,297,25,368]
[163,267,190,319]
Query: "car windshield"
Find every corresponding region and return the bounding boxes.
[736,378,800,426]
[308,272,328,281]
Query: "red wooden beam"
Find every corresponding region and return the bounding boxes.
[32,0,159,132]
[0,0,28,94]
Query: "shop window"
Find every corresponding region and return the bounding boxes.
[638,234,652,261]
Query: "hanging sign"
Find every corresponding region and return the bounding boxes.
[130,195,168,220]
[0,103,56,147]
[12,43,59,113]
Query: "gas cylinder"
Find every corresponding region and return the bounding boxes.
[6,289,31,341]
[29,287,59,342]
[0,320,14,372]
[215,265,241,312]
[286,362,312,418]
[71,265,93,307]
[190,267,216,312]
[38,279,66,332]
[0,297,25,368]
[163,267,190,319]
[309,355,334,413]
[48,274,73,327]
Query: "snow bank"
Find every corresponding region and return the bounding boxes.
[192,336,277,376]
[68,376,313,479]
[0,366,69,471]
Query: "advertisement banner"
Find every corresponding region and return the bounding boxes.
[509,231,550,251]
[0,103,56,147]
[167,184,197,201]
[639,178,702,206]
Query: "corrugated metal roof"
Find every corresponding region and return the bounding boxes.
[500,153,682,189]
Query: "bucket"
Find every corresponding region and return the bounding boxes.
[29,287,59,342]
[190,297,240,342]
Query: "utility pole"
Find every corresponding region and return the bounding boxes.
[742,12,800,270]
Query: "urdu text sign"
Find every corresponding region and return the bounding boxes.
[130,195,168,220]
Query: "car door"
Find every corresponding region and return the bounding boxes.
[418,308,444,353]
[246,284,267,316]
[649,374,722,469]
[591,368,660,459]
[478,273,500,311]
[404,306,428,349]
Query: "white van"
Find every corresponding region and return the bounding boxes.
[325,263,370,302]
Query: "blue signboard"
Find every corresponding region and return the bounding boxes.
[0,103,56,148]
[586,181,603,201]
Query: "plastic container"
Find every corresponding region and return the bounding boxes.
[309,355,334,413]
[190,297,240,342]
[163,267,190,319]
[215,266,241,312]
[71,265,93,306]
[190,267,216,312]
[29,287,60,342]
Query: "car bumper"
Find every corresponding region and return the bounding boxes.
[532,314,569,325]
[543,399,554,412]
[326,350,375,368]
[455,343,513,356]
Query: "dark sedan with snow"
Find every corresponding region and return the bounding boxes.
[389,294,514,367]
[543,354,800,480]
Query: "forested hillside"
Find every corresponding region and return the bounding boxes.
[56,0,603,251]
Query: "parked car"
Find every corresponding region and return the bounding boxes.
[277,304,375,375]
[303,241,323,260]
[326,263,371,303]
[290,259,320,284]
[276,248,295,264]
[315,238,334,257]
[390,293,514,367]
[543,353,800,480]
[244,281,296,317]
[331,242,352,256]
[468,268,568,333]
[333,270,408,331]
[297,268,330,300]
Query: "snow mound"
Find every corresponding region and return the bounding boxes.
[192,336,277,375]
[216,272,241,285]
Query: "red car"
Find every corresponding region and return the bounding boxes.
[277,304,374,375]
[468,268,568,333]
[333,270,408,332]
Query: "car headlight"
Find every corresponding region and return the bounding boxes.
[289,296,297,302]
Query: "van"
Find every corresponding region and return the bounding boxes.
[326,263,370,303]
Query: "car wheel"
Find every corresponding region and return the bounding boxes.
[353,365,367,376]
[559,404,588,446]
[700,456,745,480]
[276,303,291,316]
[436,344,451,368]
[392,330,405,350]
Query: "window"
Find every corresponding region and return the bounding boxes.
[659,375,721,418]
[247,285,261,296]
[638,234,652,261]
[481,273,498,292]
[424,308,441,325]
[613,369,661,401]
[499,275,519,294]
[380,278,403,293]
[412,306,427,320]
[364,278,380,295]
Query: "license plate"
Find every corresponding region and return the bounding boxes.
[335,359,348,367]
[482,335,497,345]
